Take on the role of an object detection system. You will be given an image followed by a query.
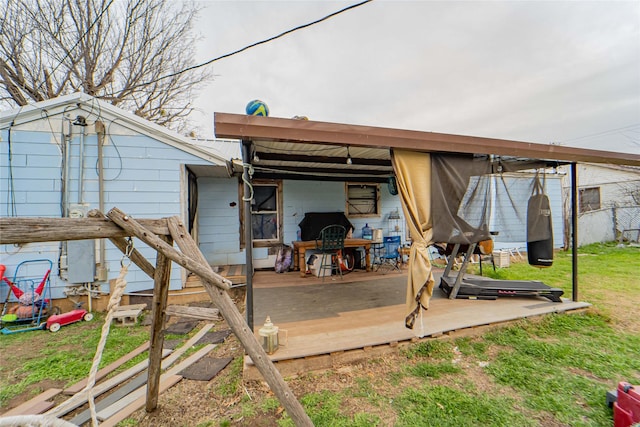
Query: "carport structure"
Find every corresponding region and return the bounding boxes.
[214,112,640,332]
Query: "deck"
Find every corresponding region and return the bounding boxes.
[243,266,590,379]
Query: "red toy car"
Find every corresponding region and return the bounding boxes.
[46,307,93,332]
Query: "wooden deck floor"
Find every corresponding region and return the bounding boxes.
[244,266,590,378]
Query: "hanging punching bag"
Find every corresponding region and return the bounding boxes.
[527,173,553,267]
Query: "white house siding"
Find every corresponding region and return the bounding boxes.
[1,126,216,298]
[576,209,616,246]
[573,164,640,208]
[561,164,640,246]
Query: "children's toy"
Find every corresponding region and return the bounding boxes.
[46,303,93,332]
[613,382,640,427]
[0,259,59,334]
[245,99,269,116]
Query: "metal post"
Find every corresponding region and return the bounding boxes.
[571,163,578,301]
[241,140,254,330]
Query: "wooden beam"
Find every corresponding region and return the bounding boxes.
[107,235,156,279]
[146,234,173,412]
[106,208,231,292]
[214,112,640,166]
[165,305,220,321]
[255,150,392,167]
[165,216,313,426]
[0,216,170,245]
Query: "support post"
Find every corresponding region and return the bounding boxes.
[146,234,173,412]
[571,163,578,302]
[241,139,254,331]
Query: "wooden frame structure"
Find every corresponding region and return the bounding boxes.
[0,208,313,426]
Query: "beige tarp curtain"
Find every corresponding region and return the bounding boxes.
[391,149,434,330]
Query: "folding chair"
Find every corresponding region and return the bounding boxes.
[376,236,401,274]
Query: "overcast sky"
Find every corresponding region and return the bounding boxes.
[190,1,640,154]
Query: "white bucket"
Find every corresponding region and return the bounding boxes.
[372,229,383,243]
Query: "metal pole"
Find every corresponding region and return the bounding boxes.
[571,163,578,301]
[241,140,254,330]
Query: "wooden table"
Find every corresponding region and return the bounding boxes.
[292,239,372,277]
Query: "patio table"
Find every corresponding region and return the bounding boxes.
[292,239,372,277]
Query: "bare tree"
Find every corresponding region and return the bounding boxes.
[0,0,210,130]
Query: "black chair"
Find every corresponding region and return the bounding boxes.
[315,225,346,281]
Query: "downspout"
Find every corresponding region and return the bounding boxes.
[571,163,578,302]
[241,139,254,331]
[95,121,107,280]
[77,123,86,203]
[63,119,72,217]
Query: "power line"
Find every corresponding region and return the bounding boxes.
[135,0,373,87]
[559,123,640,144]
[35,0,116,94]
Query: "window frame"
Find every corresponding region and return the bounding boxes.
[345,182,381,218]
[239,179,283,248]
[579,186,601,213]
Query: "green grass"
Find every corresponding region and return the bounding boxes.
[481,312,640,425]
[215,356,244,397]
[1,243,638,427]
[0,313,148,405]
[279,390,382,427]
[393,384,536,427]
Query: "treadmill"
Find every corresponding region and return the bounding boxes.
[438,242,564,302]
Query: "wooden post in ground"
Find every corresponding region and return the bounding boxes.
[146,234,173,412]
[106,210,312,426]
[165,217,313,427]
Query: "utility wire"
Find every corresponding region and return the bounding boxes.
[559,123,640,144]
[35,0,115,93]
[133,0,373,88]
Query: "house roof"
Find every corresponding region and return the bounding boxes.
[0,93,230,169]
[214,112,640,182]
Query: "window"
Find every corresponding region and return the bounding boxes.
[579,187,600,213]
[346,183,380,217]
[240,180,283,247]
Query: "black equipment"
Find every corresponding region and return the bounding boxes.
[438,243,564,302]
[527,173,554,267]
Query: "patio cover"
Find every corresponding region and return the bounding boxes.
[213,112,640,330]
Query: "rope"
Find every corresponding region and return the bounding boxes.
[83,242,132,426]
[241,162,254,202]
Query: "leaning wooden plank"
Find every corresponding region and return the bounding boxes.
[165,305,220,321]
[45,349,171,418]
[165,215,314,427]
[2,388,61,416]
[98,375,183,427]
[69,373,149,426]
[161,323,214,368]
[116,304,148,312]
[97,344,215,420]
[63,342,150,395]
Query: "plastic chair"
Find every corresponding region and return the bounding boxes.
[315,225,346,281]
[377,236,401,273]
